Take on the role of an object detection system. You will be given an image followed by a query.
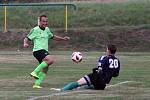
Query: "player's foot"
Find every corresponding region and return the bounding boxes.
[50,88,61,91]
[30,71,39,79]
[33,85,43,89]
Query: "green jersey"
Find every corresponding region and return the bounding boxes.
[27,26,54,51]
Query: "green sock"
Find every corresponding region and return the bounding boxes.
[62,82,80,91]
[34,61,48,74]
[35,71,46,86]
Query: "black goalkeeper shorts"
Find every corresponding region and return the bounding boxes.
[84,72,106,90]
[33,49,49,64]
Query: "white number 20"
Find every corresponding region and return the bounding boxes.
[109,59,119,68]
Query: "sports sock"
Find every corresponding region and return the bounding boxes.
[34,71,46,86]
[34,61,48,74]
[62,82,80,91]
[83,85,94,89]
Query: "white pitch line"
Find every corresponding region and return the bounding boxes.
[27,90,87,100]
[106,81,134,88]
[27,81,135,100]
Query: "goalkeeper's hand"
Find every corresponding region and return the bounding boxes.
[97,67,102,73]
[92,67,98,73]
[92,67,102,74]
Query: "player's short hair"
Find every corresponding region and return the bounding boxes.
[107,44,117,54]
[39,15,47,21]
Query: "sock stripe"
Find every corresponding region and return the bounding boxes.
[84,75,91,86]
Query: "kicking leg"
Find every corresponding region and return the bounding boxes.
[30,61,48,79]
[31,55,53,79]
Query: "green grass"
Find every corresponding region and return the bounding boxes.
[76,0,150,27]
[1,0,150,29]
[0,51,150,100]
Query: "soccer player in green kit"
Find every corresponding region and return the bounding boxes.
[24,15,70,88]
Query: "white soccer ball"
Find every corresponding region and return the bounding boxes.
[71,52,82,63]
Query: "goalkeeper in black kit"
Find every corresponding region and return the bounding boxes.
[58,44,120,91]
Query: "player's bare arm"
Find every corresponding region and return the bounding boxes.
[53,35,70,41]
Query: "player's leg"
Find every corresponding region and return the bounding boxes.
[32,55,53,74]
[62,76,88,91]
[31,61,48,79]
[31,50,54,79]
[88,73,106,90]
[80,75,94,89]
[33,67,48,88]
[32,55,53,88]
[33,71,46,88]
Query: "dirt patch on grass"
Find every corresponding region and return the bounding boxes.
[0,53,35,64]
[1,27,150,51]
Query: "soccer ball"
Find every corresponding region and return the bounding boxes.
[71,52,82,63]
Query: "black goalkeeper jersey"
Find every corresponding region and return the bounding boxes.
[98,55,120,84]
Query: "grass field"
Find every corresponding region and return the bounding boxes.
[0,51,150,100]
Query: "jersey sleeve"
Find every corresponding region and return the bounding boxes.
[46,27,54,39]
[27,29,35,40]
[97,56,106,67]
[93,55,106,74]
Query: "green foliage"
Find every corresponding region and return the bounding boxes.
[1,0,150,28]
[1,0,150,51]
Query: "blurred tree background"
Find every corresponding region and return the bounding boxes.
[0,0,150,51]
